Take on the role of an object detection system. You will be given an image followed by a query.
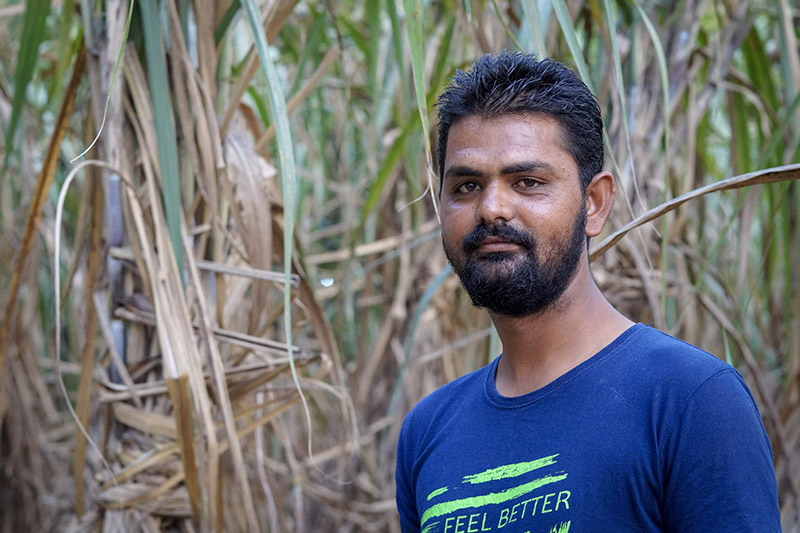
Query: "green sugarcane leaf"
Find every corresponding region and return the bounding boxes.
[240,0,303,453]
[47,0,77,105]
[760,89,800,167]
[550,0,594,92]
[360,110,421,228]
[139,0,184,278]
[5,0,52,167]
[386,0,409,104]
[214,0,240,46]
[403,0,429,140]
[521,0,547,57]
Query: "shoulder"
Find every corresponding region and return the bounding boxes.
[617,324,737,392]
[606,326,779,529]
[400,359,493,439]
[645,331,780,529]
[406,360,497,421]
[395,358,495,524]
[624,323,727,367]
[594,324,759,438]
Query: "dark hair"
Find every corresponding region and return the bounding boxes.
[437,51,604,192]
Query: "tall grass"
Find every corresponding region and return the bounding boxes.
[0,0,798,530]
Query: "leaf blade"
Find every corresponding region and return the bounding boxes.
[4,0,52,166]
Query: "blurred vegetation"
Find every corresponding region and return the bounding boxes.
[0,0,798,531]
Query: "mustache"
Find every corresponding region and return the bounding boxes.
[462,223,534,253]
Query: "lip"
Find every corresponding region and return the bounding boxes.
[476,237,523,253]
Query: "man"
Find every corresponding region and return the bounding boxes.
[395,51,780,533]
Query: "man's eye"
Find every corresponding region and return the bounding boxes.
[454,182,479,194]
[517,178,540,188]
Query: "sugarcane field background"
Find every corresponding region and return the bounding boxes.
[0,0,799,530]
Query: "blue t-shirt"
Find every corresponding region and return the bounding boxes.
[396,324,780,532]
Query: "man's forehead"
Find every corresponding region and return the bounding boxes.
[444,114,575,168]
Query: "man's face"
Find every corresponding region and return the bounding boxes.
[440,114,588,317]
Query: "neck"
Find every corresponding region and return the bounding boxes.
[491,260,633,397]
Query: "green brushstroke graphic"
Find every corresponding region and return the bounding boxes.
[427,486,449,501]
[421,522,439,533]
[420,473,568,526]
[462,454,559,484]
[550,520,571,533]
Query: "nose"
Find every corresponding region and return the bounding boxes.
[476,182,513,224]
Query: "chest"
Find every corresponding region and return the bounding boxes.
[412,400,665,532]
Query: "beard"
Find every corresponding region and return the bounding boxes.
[443,207,587,317]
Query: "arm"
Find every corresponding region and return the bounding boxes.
[396,418,421,533]
[661,369,781,532]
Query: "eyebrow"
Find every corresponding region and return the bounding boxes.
[443,165,484,181]
[443,160,556,181]
[500,161,555,175]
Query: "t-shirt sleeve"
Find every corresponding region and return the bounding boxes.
[396,416,421,533]
[661,368,780,532]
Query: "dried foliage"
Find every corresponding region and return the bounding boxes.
[0,0,799,531]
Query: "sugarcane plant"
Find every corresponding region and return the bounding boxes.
[0,0,798,531]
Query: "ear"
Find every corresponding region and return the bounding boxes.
[584,171,615,238]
